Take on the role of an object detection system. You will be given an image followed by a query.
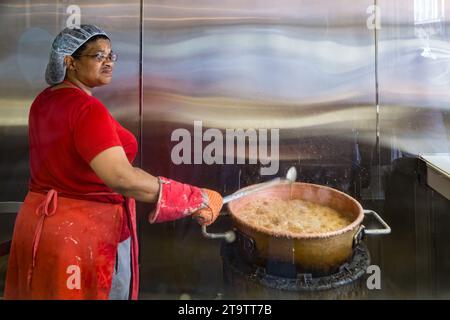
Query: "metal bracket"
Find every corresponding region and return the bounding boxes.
[0,201,22,214]
[353,225,366,248]
[201,224,236,243]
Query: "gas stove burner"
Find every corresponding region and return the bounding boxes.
[221,241,371,292]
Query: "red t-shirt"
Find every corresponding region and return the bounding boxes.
[28,86,138,240]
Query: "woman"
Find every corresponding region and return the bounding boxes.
[4,25,223,300]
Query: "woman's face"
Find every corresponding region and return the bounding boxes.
[71,38,114,87]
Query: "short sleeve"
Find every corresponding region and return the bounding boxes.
[73,98,122,163]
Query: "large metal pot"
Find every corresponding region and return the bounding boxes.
[203,182,391,275]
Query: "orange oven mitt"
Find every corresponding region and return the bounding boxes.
[192,188,223,226]
[149,177,223,226]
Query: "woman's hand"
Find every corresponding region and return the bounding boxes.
[192,189,223,226]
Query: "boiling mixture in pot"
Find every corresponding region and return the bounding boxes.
[237,198,353,234]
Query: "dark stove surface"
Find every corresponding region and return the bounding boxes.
[221,242,371,292]
[219,239,371,300]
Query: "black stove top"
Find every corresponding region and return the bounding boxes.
[221,241,371,299]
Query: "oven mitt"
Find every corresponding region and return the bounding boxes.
[149,176,223,226]
[192,188,223,226]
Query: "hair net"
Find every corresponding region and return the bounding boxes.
[45,24,109,85]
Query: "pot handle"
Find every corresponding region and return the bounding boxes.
[201,224,236,243]
[353,209,391,248]
[363,210,391,235]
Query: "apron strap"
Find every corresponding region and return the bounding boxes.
[28,189,58,288]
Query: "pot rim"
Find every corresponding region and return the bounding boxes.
[227,182,364,240]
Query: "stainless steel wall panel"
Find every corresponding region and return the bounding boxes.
[142,0,377,178]
[375,0,450,299]
[378,0,450,156]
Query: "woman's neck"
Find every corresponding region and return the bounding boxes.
[63,77,93,96]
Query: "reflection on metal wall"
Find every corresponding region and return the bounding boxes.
[141,0,377,192]
[378,0,450,157]
[0,1,141,201]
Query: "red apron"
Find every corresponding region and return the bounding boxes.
[4,189,139,300]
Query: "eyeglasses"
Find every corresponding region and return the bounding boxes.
[78,51,118,62]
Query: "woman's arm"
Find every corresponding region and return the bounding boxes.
[89,146,223,225]
[89,146,160,203]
